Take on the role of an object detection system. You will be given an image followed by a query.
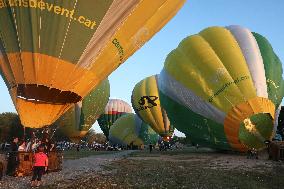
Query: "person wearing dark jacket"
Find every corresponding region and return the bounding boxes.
[6,137,19,176]
[149,143,153,153]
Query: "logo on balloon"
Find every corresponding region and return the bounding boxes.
[112,38,124,62]
[211,68,228,84]
[136,96,158,111]
[208,75,250,102]
[131,27,149,48]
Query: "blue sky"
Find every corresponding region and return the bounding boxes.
[0,0,283,136]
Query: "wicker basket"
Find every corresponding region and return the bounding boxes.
[15,151,62,176]
[269,141,284,161]
[0,153,7,177]
[48,151,63,172]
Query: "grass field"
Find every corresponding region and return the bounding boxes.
[63,149,119,160]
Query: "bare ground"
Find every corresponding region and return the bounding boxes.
[0,150,133,189]
[1,147,284,189]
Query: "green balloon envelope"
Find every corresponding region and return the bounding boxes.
[158,25,284,152]
[57,79,110,143]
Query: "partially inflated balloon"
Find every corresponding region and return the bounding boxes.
[132,75,174,139]
[109,113,158,146]
[0,0,185,128]
[138,118,160,145]
[159,25,284,151]
[97,99,132,139]
[57,79,110,143]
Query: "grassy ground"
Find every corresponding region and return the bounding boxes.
[63,149,119,160]
[44,147,284,189]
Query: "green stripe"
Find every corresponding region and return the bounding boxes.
[0,0,113,63]
[0,41,10,87]
[253,32,284,108]
[79,79,110,131]
[138,121,159,145]
[159,90,231,150]
[98,112,130,139]
[239,113,273,149]
[57,79,109,135]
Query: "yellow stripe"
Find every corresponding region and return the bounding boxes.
[200,27,256,102]
[89,0,185,88]
[133,75,171,136]
[16,97,71,128]
[165,26,257,113]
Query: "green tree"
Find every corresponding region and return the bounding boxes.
[0,112,33,142]
[84,129,106,144]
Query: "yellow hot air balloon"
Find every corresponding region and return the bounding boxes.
[0,0,185,128]
[57,79,110,143]
[159,25,284,151]
[132,75,174,139]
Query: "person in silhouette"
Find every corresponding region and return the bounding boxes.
[6,137,19,176]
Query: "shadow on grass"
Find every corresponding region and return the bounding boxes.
[63,149,119,160]
[129,147,225,157]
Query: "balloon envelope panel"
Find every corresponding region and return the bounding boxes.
[132,75,174,138]
[57,79,110,143]
[109,113,158,146]
[0,0,185,128]
[97,99,132,139]
[159,25,284,151]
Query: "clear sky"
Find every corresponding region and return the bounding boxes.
[0,0,283,136]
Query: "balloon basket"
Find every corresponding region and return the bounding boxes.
[268,141,284,161]
[14,151,63,177]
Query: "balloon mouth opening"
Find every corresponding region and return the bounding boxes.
[16,84,82,104]
[239,113,274,150]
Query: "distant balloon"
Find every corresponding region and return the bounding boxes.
[159,25,284,151]
[0,0,185,128]
[97,99,132,139]
[57,79,110,143]
[109,113,159,146]
[132,75,174,139]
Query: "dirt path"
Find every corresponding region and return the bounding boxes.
[0,150,134,189]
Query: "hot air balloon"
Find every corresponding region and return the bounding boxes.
[132,75,174,140]
[0,0,185,128]
[158,25,284,152]
[57,79,110,143]
[97,99,132,139]
[109,113,159,146]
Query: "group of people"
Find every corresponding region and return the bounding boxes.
[4,135,52,187]
[13,138,55,153]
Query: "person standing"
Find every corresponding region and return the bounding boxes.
[31,145,48,187]
[18,141,26,152]
[149,143,153,153]
[0,161,3,180]
[6,137,19,176]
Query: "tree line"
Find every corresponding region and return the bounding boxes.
[0,112,107,144]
